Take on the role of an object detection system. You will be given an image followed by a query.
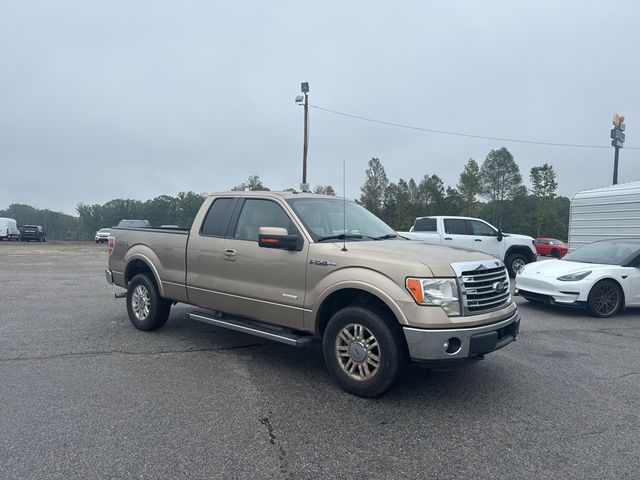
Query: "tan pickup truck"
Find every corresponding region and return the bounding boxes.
[106,191,520,397]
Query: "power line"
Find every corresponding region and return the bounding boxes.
[311,105,640,150]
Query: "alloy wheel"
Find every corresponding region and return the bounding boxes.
[131,285,151,320]
[335,323,381,381]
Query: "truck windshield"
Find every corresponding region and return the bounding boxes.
[287,198,396,242]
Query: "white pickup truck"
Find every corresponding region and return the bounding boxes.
[399,216,537,277]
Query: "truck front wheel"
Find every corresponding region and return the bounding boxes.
[507,253,527,277]
[323,306,405,397]
[126,274,171,331]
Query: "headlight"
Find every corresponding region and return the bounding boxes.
[557,271,591,281]
[406,278,460,316]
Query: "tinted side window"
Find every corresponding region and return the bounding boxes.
[201,198,233,236]
[413,218,437,232]
[444,219,467,235]
[234,199,295,242]
[468,220,495,236]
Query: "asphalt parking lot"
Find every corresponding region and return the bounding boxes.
[1,242,639,479]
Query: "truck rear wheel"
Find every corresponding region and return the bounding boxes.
[126,273,171,331]
[323,306,405,397]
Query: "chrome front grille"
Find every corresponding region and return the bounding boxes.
[451,260,511,315]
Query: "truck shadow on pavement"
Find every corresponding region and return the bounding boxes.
[163,309,527,403]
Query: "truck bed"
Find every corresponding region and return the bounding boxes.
[109,226,191,302]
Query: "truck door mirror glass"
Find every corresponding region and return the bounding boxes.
[258,227,301,251]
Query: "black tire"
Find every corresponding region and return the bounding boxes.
[323,306,406,398]
[551,248,559,258]
[506,253,527,278]
[126,273,171,331]
[587,280,623,318]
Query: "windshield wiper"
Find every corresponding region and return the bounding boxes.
[373,233,399,240]
[317,233,363,242]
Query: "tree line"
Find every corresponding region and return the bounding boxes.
[358,147,569,239]
[2,147,569,240]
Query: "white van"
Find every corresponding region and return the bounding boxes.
[0,217,20,241]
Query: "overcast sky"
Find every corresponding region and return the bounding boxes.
[1,0,639,215]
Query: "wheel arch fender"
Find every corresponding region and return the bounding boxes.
[308,268,410,335]
[505,245,536,263]
[589,276,626,306]
[123,246,165,297]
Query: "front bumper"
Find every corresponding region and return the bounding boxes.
[403,312,519,361]
[515,275,588,304]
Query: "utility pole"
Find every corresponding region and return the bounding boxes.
[611,114,626,185]
[296,82,310,192]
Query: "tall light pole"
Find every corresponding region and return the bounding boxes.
[296,82,310,191]
[611,114,626,185]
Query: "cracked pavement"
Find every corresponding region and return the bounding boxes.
[1,242,640,479]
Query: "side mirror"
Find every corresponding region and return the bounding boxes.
[496,229,503,241]
[258,227,301,251]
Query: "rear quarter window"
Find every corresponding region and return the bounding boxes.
[201,198,234,236]
[413,218,437,232]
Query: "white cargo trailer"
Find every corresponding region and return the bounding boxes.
[569,181,640,250]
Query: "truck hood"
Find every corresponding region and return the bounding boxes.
[335,239,497,277]
[504,233,534,242]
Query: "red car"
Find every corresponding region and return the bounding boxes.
[534,238,568,257]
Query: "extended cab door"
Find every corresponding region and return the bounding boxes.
[441,218,475,251]
[186,197,237,309]
[218,198,308,330]
[466,219,503,258]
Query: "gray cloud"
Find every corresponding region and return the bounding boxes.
[1,0,639,214]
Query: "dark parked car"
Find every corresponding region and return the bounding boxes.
[20,225,46,242]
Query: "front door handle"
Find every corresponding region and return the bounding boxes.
[474,239,482,242]
[224,248,237,261]
[444,237,452,241]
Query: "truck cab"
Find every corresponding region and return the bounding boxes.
[403,215,536,277]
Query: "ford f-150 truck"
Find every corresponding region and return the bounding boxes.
[106,192,520,397]
[399,216,537,277]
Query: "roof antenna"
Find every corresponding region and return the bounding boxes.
[342,158,347,252]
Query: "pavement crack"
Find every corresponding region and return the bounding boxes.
[259,417,277,445]
[0,343,264,362]
[593,371,640,380]
[521,328,639,337]
[259,415,291,479]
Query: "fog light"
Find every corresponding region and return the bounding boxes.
[444,337,461,354]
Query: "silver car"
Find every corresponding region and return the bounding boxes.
[95,228,111,243]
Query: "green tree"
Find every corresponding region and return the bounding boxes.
[232,175,270,191]
[530,163,558,237]
[312,185,336,196]
[457,158,481,216]
[480,147,524,227]
[383,179,412,229]
[417,174,445,215]
[443,187,464,216]
[359,158,388,217]
[177,191,207,226]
